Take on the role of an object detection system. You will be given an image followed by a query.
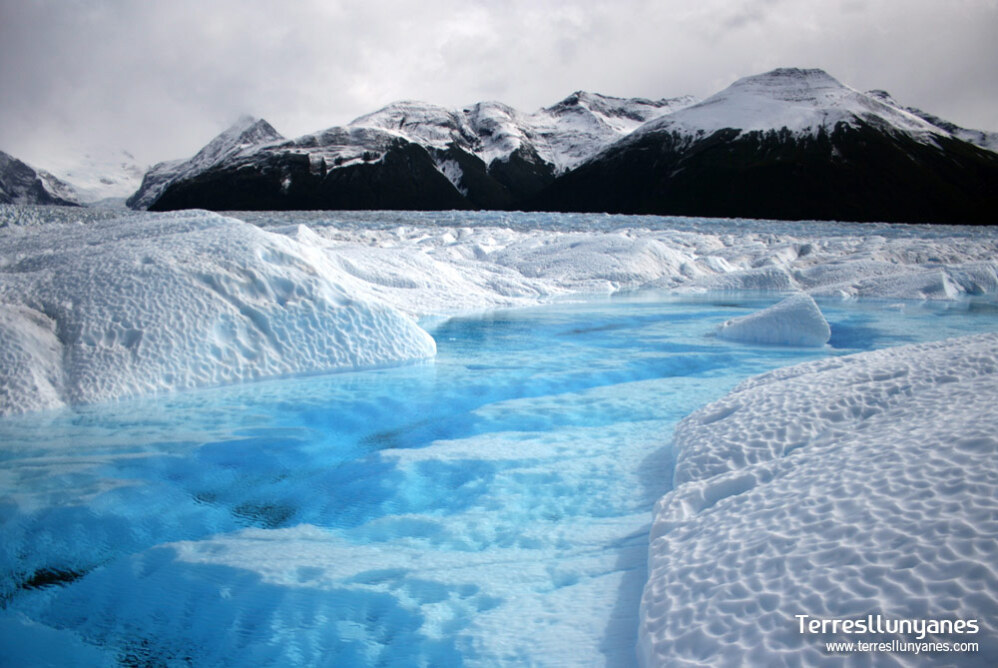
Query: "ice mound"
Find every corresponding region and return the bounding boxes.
[715,293,831,347]
[0,211,435,415]
[640,333,998,666]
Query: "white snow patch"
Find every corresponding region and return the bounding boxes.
[42,147,147,203]
[716,293,830,347]
[435,159,467,195]
[640,333,998,666]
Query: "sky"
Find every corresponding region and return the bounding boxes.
[1,0,996,173]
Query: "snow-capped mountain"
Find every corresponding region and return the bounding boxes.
[632,68,943,138]
[0,150,81,206]
[534,68,998,224]
[128,116,284,209]
[138,93,696,211]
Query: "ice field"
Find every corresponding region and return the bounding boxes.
[1,207,997,665]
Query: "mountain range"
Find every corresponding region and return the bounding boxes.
[133,91,696,213]
[5,68,997,223]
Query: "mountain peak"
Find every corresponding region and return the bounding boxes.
[221,116,282,146]
[635,67,940,138]
[192,116,283,167]
[350,100,454,126]
[547,91,626,113]
[722,67,845,102]
[751,67,838,82]
[126,116,282,209]
[348,101,479,151]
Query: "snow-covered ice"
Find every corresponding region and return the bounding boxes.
[3,207,998,414]
[641,333,998,667]
[0,210,435,415]
[242,210,998,317]
[716,292,831,347]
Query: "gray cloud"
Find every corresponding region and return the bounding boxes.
[1,0,995,170]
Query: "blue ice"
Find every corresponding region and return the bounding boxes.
[1,293,996,666]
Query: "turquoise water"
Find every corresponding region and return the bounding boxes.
[1,293,996,666]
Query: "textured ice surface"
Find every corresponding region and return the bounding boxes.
[243,210,998,318]
[5,206,996,413]
[716,293,831,347]
[0,210,435,415]
[641,333,998,667]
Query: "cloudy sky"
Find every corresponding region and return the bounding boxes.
[1,0,996,171]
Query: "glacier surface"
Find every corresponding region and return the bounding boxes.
[1,207,998,666]
[3,207,998,414]
[641,333,998,667]
[0,210,435,415]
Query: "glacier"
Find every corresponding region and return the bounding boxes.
[3,207,998,415]
[1,207,997,666]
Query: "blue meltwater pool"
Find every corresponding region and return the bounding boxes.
[1,293,996,666]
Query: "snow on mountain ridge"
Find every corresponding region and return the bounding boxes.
[349,101,480,150]
[185,115,284,173]
[632,67,945,142]
[341,92,699,175]
[545,90,698,127]
[532,92,699,172]
[866,89,998,153]
[461,101,534,166]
